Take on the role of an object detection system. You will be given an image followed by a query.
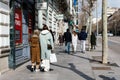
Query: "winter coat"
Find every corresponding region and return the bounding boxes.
[58,35,64,43]
[30,35,41,64]
[78,31,87,40]
[90,33,96,45]
[63,31,72,42]
[39,30,54,60]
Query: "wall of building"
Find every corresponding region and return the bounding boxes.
[9,0,35,69]
[0,0,10,75]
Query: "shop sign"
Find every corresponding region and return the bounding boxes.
[15,8,22,44]
[37,2,47,10]
[28,13,32,33]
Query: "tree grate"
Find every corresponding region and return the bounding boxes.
[92,67,112,70]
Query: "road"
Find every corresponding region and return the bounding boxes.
[108,37,120,55]
[108,37,120,66]
[98,36,120,65]
[98,36,120,54]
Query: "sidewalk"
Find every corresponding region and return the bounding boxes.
[0,40,120,80]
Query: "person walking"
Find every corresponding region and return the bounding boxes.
[90,32,96,50]
[72,31,78,53]
[30,29,41,72]
[39,24,54,72]
[58,33,64,46]
[63,29,72,54]
[78,28,87,53]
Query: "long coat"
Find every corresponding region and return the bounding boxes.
[30,35,41,64]
[58,35,64,43]
[90,33,96,45]
[39,30,54,60]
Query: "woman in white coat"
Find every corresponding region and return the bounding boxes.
[39,24,54,72]
[72,31,78,53]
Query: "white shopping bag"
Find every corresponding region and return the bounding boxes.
[41,59,50,71]
[50,53,57,63]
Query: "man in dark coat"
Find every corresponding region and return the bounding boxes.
[63,29,72,54]
[78,29,87,53]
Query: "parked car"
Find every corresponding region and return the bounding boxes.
[107,33,113,37]
[98,33,113,37]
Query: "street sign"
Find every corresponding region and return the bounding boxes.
[37,2,47,10]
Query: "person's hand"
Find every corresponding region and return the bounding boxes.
[51,49,54,53]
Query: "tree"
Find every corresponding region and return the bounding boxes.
[78,0,97,50]
[102,0,108,64]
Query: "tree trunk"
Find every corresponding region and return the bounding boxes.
[102,0,108,64]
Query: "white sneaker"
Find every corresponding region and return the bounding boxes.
[44,68,49,72]
[35,69,39,72]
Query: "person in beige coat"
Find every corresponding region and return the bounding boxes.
[30,29,41,72]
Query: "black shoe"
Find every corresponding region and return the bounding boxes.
[83,51,85,54]
[49,68,54,71]
[40,67,45,72]
[31,68,35,72]
[81,51,83,53]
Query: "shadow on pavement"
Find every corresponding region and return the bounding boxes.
[26,65,32,72]
[99,75,116,80]
[51,63,95,80]
[70,54,101,64]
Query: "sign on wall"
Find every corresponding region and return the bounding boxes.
[15,8,22,44]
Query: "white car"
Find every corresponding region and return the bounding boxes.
[107,33,113,37]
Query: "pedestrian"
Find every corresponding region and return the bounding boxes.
[58,33,64,46]
[72,30,78,53]
[30,29,41,72]
[90,32,96,50]
[39,24,54,72]
[49,29,55,43]
[63,29,72,54]
[78,28,87,53]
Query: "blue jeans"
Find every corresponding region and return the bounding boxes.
[65,42,71,54]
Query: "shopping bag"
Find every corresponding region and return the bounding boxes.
[50,53,57,63]
[40,59,50,71]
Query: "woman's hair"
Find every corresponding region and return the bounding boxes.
[34,29,39,35]
[43,24,48,30]
[73,31,77,36]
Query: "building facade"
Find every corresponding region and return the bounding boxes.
[107,7,118,17]
[0,0,10,75]
[9,0,36,69]
[0,0,73,74]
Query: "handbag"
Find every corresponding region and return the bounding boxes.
[47,44,52,50]
[50,53,57,63]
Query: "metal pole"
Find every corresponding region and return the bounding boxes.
[102,0,108,64]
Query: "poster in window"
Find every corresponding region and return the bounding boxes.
[15,8,22,44]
